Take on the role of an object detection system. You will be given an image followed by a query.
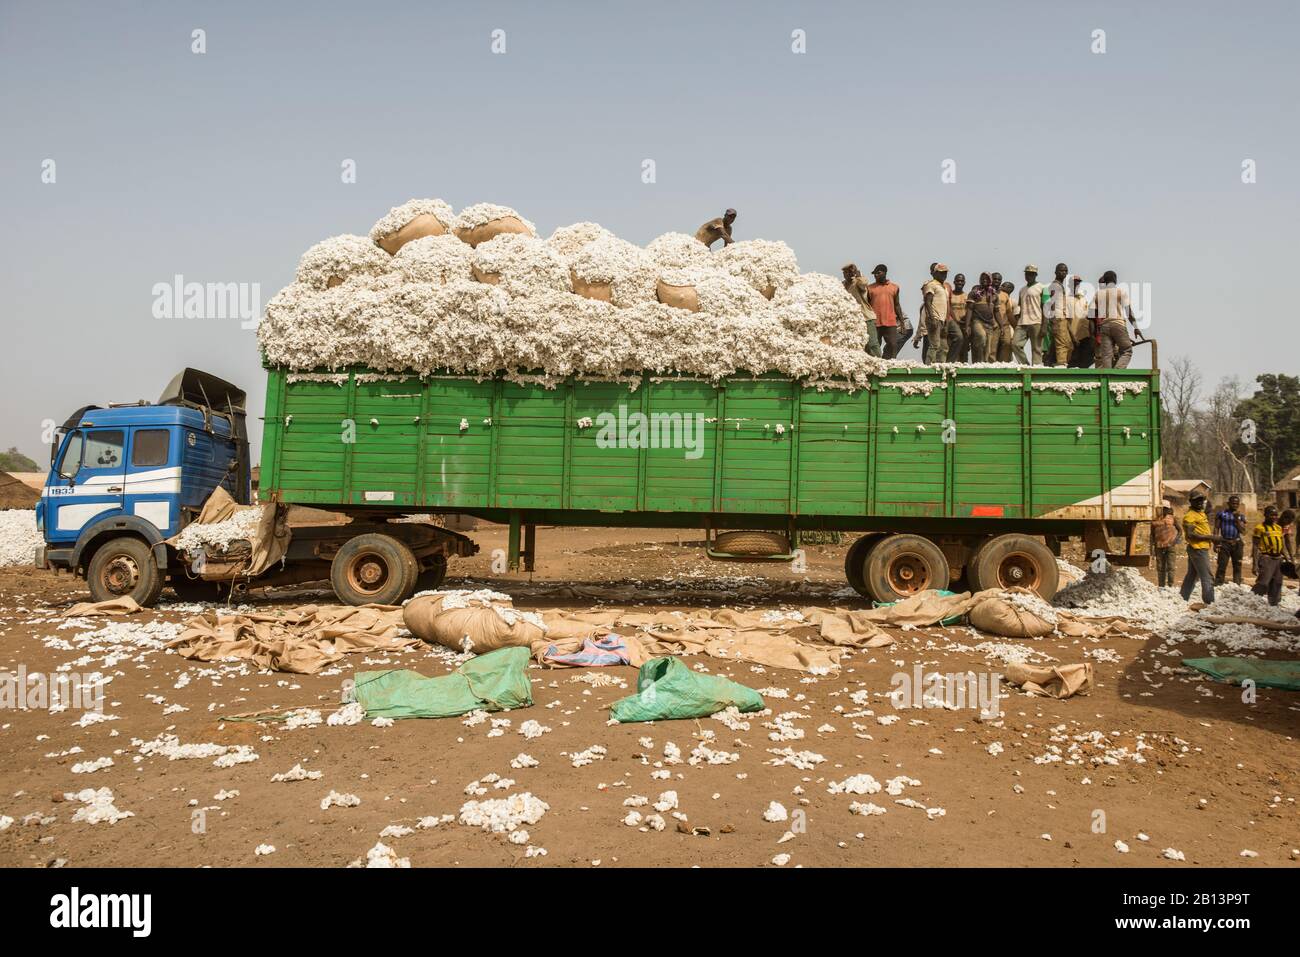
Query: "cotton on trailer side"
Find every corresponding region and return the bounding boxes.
[259,364,1161,603]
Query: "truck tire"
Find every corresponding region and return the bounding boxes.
[86,537,164,608]
[967,534,1059,599]
[330,534,418,606]
[712,530,789,556]
[862,534,950,603]
[415,553,448,592]
[844,533,884,599]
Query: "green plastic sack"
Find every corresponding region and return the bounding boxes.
[1182,657,1300,692]
[610,656,765,723]
[353,646,533,719]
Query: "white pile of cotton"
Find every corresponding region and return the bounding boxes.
[258,199,894,388]
[0,509,39,567]
[170,508,262,554]
[1053,565,1189,631]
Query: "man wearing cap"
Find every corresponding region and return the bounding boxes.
[922,263,957,363]
[1014,264,1045,365]
[1094,269,1137,368]
[1180,492,1221,604]
[841,263,881,358]
[1046,263,1075,366]
[1150,501,1181,587]
[867,264,906,359]
[1213,494,1249,586]
[695,209,737,248]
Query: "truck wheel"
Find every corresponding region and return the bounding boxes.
[967,534,1059,599]
[86,538,164,607]
[330,534,418,606]
[415,553,448,592]
[844,533,884,599]
[712,530,790,556]
[862,534,950,603]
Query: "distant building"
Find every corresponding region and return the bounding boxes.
[1273,466,1300,512]
[1162,479,1211,507]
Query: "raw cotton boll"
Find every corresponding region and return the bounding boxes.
[773,273,868,346]
[394,234,474,285]
[546,221,614,259]
[569,235,658,306]
[455,203,537,247]
[500,288,622,377]
[471,234,571,297]
[646,231,712,270]
[690,271,771,317]
[258,281,354,371]
[370,198,458,255]
[625,302,741,379]
[334,276,439,375]
[296,234,394,290]
[716,240,800,299]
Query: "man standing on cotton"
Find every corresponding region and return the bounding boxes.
[1094,270,1140,368]
[867,264,906,359]
[1046,263,1074,366]
[695,208,736,249]
[1014,264,1044,365]
[1180,493,1221,604]
[1213,494,1249,586]
[842,263,881,358]
[922,263,954,363]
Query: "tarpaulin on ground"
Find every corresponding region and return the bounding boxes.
[166,603,415,674]
[1005,661,1094,699]
[542,635,634,667]
[62,596,142,617]
[167,486,289,578]
[1182,657,1300,691]
[353,646,533,719]
[610,656,765,723]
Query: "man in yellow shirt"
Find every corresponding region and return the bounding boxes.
[1179,494,1221,604]
[1251,505,1291,606]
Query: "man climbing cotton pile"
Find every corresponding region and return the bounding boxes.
[695,208,737,248]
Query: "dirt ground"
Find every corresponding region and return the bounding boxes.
[0,525,1296,869]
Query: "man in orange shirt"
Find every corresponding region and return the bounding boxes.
[867,264,906,359]
[1149,502,1181,587]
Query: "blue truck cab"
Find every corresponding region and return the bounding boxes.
[37,369,250,604]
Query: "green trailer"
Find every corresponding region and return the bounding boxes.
[257,363,1161,605]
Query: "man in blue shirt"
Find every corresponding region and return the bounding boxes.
[1213,495,1248,586]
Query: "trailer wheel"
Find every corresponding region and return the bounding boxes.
[844,533,884,599]
[86,537,163,608]
[415,553,448,592]
[967,534,1059,599]
[712,530,790,556]
[331,534,418,606]
[862,534,950,603]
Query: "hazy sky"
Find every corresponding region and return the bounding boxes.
[2,0,1296,465]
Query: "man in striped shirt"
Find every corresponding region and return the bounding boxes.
[1251,505,1292,606]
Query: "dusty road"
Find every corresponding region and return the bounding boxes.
[0,525,1296,868]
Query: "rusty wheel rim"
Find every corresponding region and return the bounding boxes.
[886,553,932,595]
[996,551,1041,590]
[346,551,391,596]
[101,554,141,596]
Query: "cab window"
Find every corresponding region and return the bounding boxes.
[83,430,124,470]
[132,429,171,467]
[57,432,84,479]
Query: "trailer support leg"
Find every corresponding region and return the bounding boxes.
[523,523,536,573]
[507,511,521,572]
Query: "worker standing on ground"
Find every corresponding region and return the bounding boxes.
[1213,494,1248,585]
[841,263,881,358]
[695,209,736,248]
[949,274,970,362]
[1047,263,1075,366]
[1014,265,1045,365]
[922,264,955,363]
[1250,505,1291,606]
[1094,270,1140,368]
[1180,492,1221,604]
[867,264,906,359]
[1150,501,1181,587]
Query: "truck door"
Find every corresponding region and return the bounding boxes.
[46,428,126,539]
